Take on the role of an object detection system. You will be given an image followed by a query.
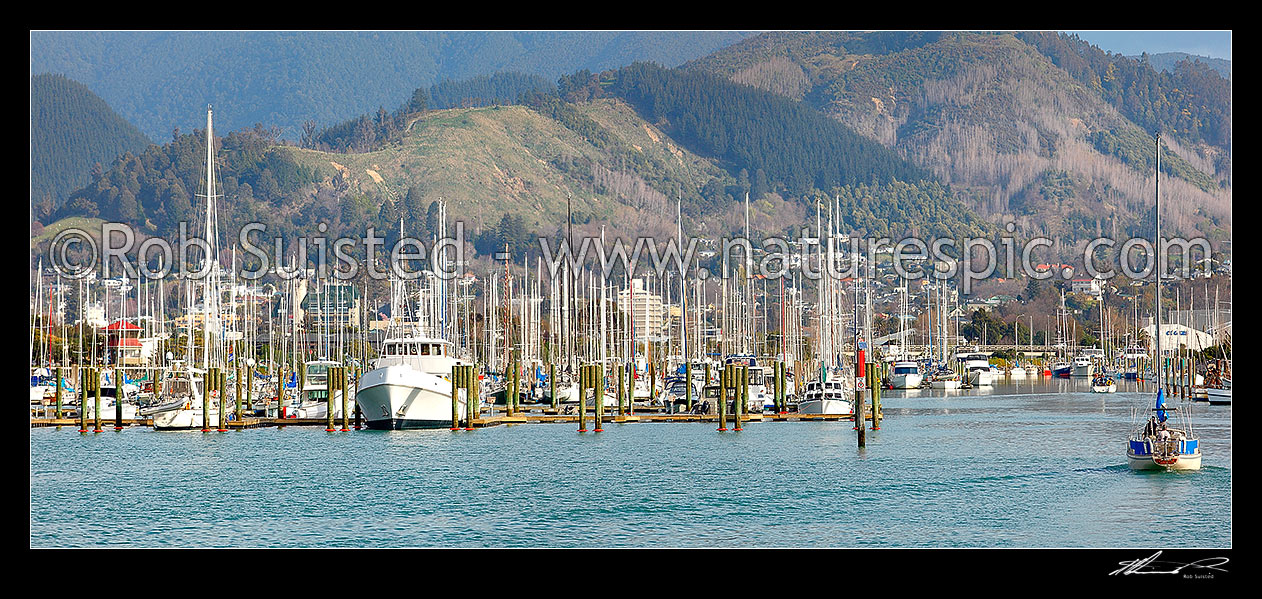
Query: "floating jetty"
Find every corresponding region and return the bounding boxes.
[31,402,880,430]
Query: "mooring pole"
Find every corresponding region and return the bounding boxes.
[685,362,693,413]
[77,367,88,433]
[594,363,605,432]
[55,366,63,420]
[871,365,882,430]
[202,367,213,433]
[452,365,462,431]
[114,369,124,431]
[717,364,729,432]
[341,366,351,431]
[92,368,102,433]
[856,368,867,448]
[578,364,588,433]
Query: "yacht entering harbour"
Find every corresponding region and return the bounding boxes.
[1125,134,1201,471]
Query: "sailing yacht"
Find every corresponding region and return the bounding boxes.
[1125,134,1201,471]
[143,106,227,430]
[889,284,923,389]
[1091,366,1117,393]
[929,368,962,389]
[142,362,218,429]
[83,371,140,420]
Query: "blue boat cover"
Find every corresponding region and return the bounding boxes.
[1155,388,1168,423]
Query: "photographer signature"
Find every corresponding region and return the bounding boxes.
[1109,551,1229,576]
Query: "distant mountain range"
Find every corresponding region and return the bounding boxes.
[1129,51,1231,79]
[31,31,1231,258]
[30,31,755,141]
[685,31,1231,243]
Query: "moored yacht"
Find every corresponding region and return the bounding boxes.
[141,363,220,430]
[929,368,962,389]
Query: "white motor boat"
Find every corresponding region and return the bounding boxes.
[961,353,995,386]
[795,378,853,415]
[356,335,469,430]
[889,361,923,389]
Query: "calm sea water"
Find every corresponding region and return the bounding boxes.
[30,378,1231,548]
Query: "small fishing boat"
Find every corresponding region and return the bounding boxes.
[1090,370,1117,393]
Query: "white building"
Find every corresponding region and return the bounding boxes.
[1141,323,1215,352]
[618,278,665,339]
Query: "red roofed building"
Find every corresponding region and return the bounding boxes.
[105,320,144,366]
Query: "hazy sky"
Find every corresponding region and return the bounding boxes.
[1063,31,1231,60]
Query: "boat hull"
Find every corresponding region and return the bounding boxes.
[355,366,463,430]
[1126,449,1202,471]
[1203,387,1231,405]
[968,370,995,386]
[796,398,853,415]
[890,373,923,389]
[1091,384,1118,393]
[151,405,221,430]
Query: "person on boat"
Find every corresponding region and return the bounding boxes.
[1144,416,1157,438]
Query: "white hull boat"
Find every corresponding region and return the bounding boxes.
[796,398,853,415]
[356,365,463,430]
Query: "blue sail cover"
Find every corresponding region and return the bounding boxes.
[1155,388,1168,423]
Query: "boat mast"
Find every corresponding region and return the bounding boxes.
[1154,134,1163,395]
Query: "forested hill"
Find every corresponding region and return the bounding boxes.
[30,73,152,213]
[30,31,754,142]
[684,31,1231,244]
[1130,52,1230,80]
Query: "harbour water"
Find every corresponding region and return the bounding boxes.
[30,378,1231,548]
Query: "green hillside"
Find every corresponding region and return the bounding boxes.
[30,74,152,217]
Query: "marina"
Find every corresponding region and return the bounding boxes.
[30,29,1231,555]
[30,378,1231,548]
